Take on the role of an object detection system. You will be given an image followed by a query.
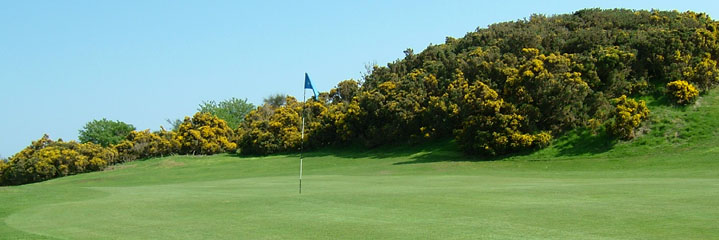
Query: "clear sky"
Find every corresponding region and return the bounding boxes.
[1,0,718,158]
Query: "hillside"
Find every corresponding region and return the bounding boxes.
[1,88,718,239]
[236,8,719,156]
[3,8,719,187]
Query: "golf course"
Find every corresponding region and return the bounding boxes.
[3,7,719,239]
[1,88,718,239]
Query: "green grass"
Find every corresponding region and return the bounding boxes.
[2,90,719,239]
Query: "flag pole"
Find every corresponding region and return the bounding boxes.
[300,75,306,194]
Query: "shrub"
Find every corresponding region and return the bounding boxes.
[456,112,553,156]
[1,135,117,185]
[689,54,719,91]
[114,128,180,162]
[79,119,136,147]
[609,95,650,140]
[354,69,431,145]
[504,49,592,131]
[237,97,305,155]
[75,140,119,170]
[175,112,237,155]
[454,79,552,155]
[0,159,7,185]
[315,101,362,144]
[666,80,699,105]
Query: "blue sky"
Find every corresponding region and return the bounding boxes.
[1,0,718,158]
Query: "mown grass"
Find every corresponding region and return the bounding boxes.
[1,89,718,239]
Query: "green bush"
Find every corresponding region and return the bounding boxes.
[79,119,135,147]
[198,97,255,129]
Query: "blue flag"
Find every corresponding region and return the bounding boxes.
[304,73,317,98]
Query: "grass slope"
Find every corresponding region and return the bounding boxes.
[1,90,719,239]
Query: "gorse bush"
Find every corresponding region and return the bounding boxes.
[0,135,117,186]
[453,76,552,155]
[0,159,8,185]
[237,96,305,155]
[609,95,650,140]
[686,54,719,91]
[115,128,180,162]
[176,112,237,155]
[2,112,241,185]
[666,80,700,105]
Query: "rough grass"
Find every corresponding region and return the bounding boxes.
[1,89,719,239]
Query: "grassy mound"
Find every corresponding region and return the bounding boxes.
[1,91,718,239]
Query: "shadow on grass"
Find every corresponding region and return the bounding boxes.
[551,129,617,157]
[310,139,526,165]
[304,139,465,161]
[233,139,488,164]
[387,129,619,164]
[232,129,619,165]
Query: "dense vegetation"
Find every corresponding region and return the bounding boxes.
[0,135,117,185]
[175,112,237,155]
[2,8,719,186]
[1,113,233,185]
[237,8,719,155]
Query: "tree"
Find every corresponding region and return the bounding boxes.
[165,118,183,131]
[198,97,255,129]
[263,94,287,108]
[329,80,360,104]
[78,119,136,147]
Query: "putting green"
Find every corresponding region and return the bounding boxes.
[2,152,718,239]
